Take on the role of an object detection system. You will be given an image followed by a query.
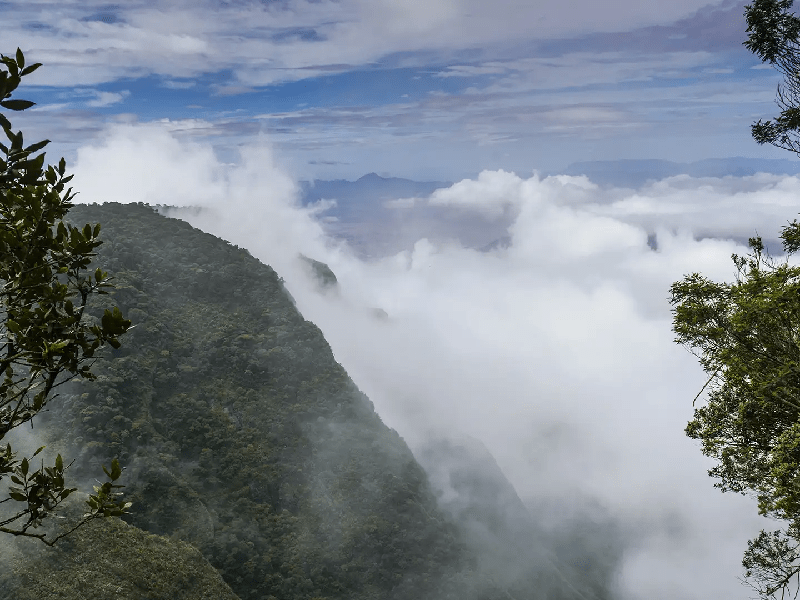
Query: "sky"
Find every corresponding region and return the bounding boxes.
[3,0,798,181]
[6,1,800,599]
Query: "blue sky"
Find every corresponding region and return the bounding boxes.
[3,0,793,181]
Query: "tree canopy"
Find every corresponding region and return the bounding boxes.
[0,48,132,545]
[669,2,800,596]
[671,233,800,597]
[745,0,800,153]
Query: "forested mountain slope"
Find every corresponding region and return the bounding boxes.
[2,202,623,600]
[0,494,242,600]
[30,202,473,600]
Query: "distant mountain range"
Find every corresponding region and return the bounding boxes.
[298,160,800,257]
[300,159,800,214]
[299,172,451,222]
[299,173,511,258]
[559,157,800,188]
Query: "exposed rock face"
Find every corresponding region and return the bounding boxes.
[299,253,339,292]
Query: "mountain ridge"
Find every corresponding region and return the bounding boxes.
[0,202,626,599]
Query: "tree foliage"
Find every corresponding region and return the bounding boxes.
[667,4,800,597]
[0,48,132,545]
[670,227,800,598]
[745,0,800,153]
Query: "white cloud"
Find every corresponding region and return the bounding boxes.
[86,90,130,107]
[463,52,720,96]
[69,122,794,599]
[4,1,730,87]
[436,64,508,78]
[160,79,196,89]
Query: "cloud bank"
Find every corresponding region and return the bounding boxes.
[6,0,730,87]
[70,121,800,599]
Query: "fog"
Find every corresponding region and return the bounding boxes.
[66,121,800,599]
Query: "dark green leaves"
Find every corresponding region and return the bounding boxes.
[744,0,800,63]
[0,99,34,111]
[744,1,800,154]
[19,63,41,77]
[24,139,49,154]
[102,307,132,337]
[0,46,132,545]
[671,232,800,597]
[102,458,123,481]
[85,459,131,518]
[781,219,800,254]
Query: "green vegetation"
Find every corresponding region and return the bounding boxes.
[31,202,475,600]
[670,233,800,597]
[668,3,800,596]
[0,49,131,546]
[0,493,241,599]
[745,0,800,153]
[299,253,339,291]
[0,199,623,600]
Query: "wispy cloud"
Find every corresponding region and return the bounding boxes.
[85,90,130,107]
[2,0,789,181]
[3,0,744,88]
[160,79,196,89]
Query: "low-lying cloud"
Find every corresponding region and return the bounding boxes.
[70,121,798,599]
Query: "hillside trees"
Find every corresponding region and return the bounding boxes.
[0,48,132,545]
[669,2,800,597]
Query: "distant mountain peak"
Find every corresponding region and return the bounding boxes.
[357,172,385,181]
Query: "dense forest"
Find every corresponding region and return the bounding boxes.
[0,203,621,599]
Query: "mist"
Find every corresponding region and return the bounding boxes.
[65,120,798,599]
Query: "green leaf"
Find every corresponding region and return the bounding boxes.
[23,139,49,154]
[0,99,34,111]
[2,58,18,78]
[101,307,132,336]
[8,491,26,502]
[20,63,41,77]
[55,454,63,471]
[15,48,23,70]
[20,458,28,476]
[32,446,45,458]
[109,458,122,480]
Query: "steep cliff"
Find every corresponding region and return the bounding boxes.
[1,202,625,600]
[29,202,473,600]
